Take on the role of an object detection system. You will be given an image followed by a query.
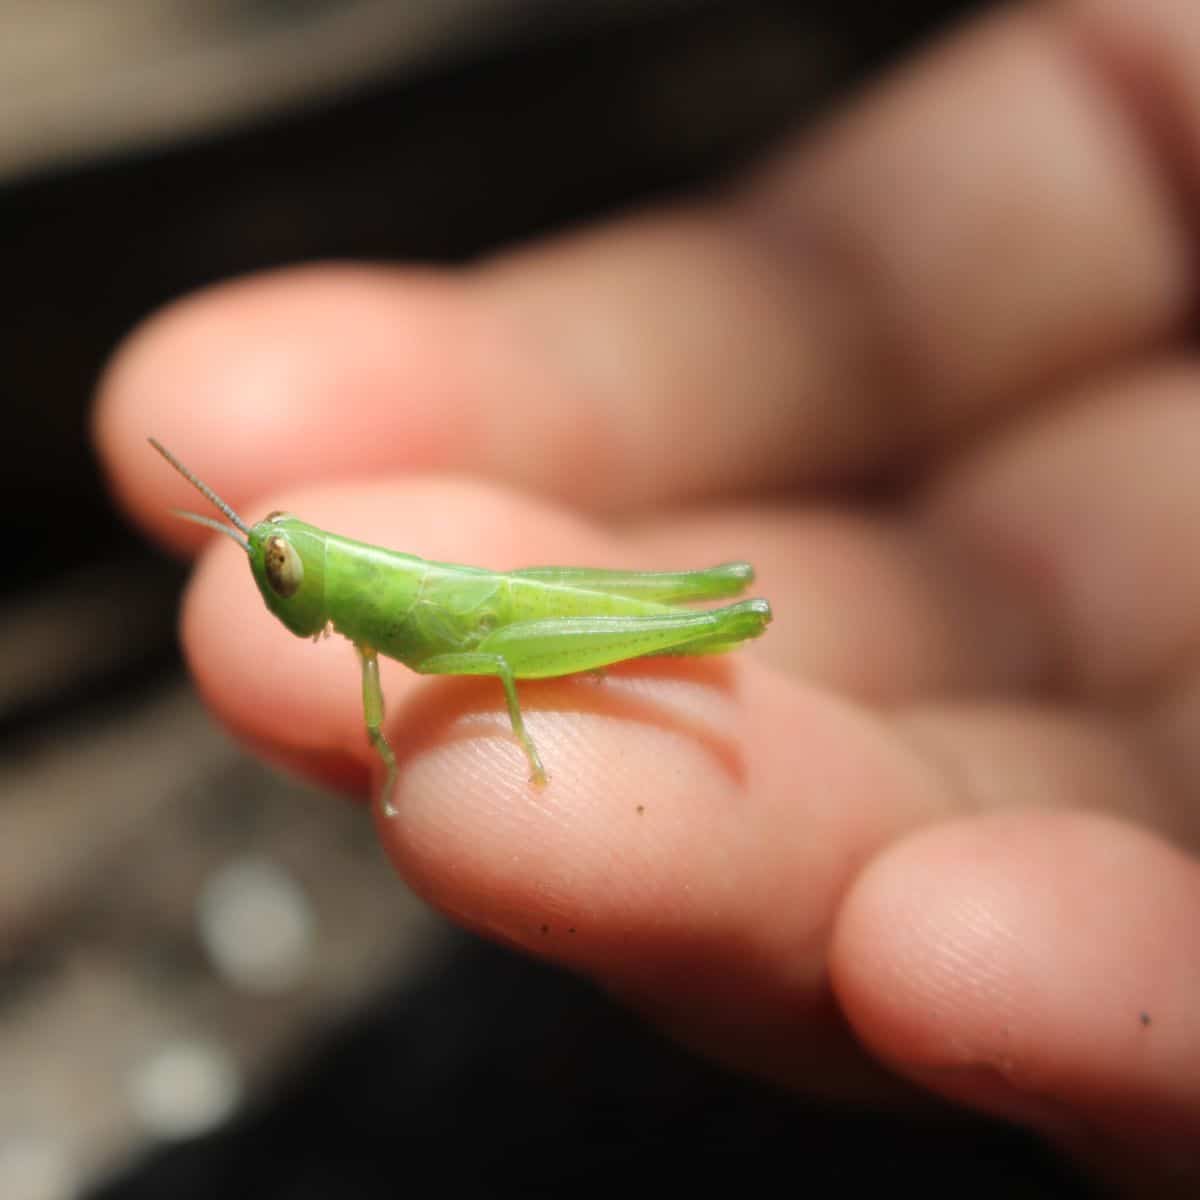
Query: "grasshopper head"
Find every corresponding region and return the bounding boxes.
[149,440,328,639]
[247,514,328,638]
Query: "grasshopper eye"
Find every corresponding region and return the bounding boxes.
[264,534,303,598]
[266,510,292,522]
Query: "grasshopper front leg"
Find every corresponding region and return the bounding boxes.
[357,643,400,816]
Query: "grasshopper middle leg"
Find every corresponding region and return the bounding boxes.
[417,651,546,784]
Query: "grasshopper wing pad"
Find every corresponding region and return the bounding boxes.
[509,562,754,603]
[463,599,769,678]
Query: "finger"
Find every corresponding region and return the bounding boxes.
[633,505,1044,702]
[96,1,1196,530]
[734,0,1192,444]
[919,359,1200,700]
[898,700,1200,850]
[178,467,1047,773]
[831,810,1200,1191]
[95,266,529,553]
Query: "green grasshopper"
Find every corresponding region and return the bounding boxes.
[150,439,771,814]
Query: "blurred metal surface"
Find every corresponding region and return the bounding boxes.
[0,0,714,181]
[0,561,177,722]
[0,681,441,1192]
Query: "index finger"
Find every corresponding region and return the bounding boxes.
[97,0,1193,544]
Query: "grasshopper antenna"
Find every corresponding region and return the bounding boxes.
[149,438,252,550]
[169,508,250,550]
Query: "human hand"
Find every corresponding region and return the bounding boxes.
[96,1,1200,1190]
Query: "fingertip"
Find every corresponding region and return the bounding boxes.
[95,272,282,552]
[831,810,1200,1161]
[372,661,760,940]
[94,263,488,552]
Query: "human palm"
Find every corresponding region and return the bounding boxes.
[97,2,1200,1190]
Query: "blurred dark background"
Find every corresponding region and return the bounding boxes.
[1,1,1099,1196]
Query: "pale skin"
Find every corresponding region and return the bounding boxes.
[97,1,1200,1192]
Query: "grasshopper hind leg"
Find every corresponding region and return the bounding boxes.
[659,598,772,655]
[413,598,770,782]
